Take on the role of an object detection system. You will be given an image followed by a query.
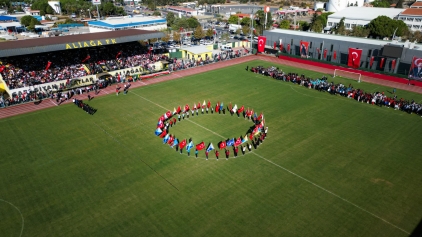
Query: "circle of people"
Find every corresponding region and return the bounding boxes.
[250,65,422,116]
[154,101,268,160]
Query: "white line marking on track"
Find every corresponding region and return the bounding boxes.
[131,91,410,235]
[49,99,58,106]
[139,81,148,85]
[0,199,24,237]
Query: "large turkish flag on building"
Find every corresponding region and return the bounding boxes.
[348,48,362,68]
[257,36,266,53]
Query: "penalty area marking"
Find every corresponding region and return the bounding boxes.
[131,91,410,235]
[0,199,24,237]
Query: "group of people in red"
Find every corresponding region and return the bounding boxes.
[154,100,269,160]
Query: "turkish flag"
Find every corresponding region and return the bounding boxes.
[348,48,362,68]
[179,139,187,149]
[215,103,219,113]
[219,141,226,150]
[287,44,291,53]
[166,111,172,118]
[333,50,337,60]
[177,106,181,113]
[370,56,374,67]
[380,58,385,68]
[323,49,327,59]
[279,44,283,52]
[391,59,396,70]
[238,105,244,113]
[45,61,52,71]
[273,42,276,50]
[197,102,201,109]
[235,137,242,147]
[196,142,205,151]
[184,104,189,111]
[159,115,165,121]
[207,100,211,108]
[257,36,266,53]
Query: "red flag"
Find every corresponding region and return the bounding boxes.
[333,50,337,60]
[179,139,187,149]
[380,58,385,68]
[287,44,291,53]
[167,135,174,145]
[238,106,244,113]
[0,65,5,73]
[323,49,327,59]
[219,141,226,150]
[45,61,52,71]
[166,111,172,118]
[177,106,181,114]
[196,142,205,151]
[273,41,276,50]
[215,102,219,112]
[197,102,201,109]
[148,47,153,54]
[159,129,167,138]
[348,48,362,68]
[159,115,165,121]
[207,100,211,108]
[257,113,263,121]
[279,44,283,51]
[185,104,189,111]
[82,55,90,63]
[249,133,254,140]
[235,137,242,147]
[257,36,266,53]
[391,59,396,70]
[116,51,121,59]
[370,56,374,67]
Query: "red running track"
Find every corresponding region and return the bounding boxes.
[1,54,422,120]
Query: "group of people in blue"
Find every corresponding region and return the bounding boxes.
[154,100,268,160]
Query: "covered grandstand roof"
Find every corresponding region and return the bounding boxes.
[0,29,164,57]
[0,16,18,21]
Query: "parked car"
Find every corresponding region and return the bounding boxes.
[220,45,233,52]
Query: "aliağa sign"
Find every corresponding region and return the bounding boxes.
[65,38,117,49]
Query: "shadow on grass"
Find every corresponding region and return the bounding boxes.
[410,217,422,237]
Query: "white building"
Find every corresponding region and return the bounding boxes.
[398,9,422,31]
[326,0,365,12]
[88,16,167,33]
[326,7,403,30]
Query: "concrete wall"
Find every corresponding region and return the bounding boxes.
[264,30,422,76]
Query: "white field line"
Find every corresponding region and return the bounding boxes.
[131,91,410,235]
[0,199,24,237]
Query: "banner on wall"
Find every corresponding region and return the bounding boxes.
[299,41,309,57]
[257,36,266,53]
[333,50,337,60]
[347,48,362,68]
[323,49,327,59]
[369,56,374,67]
[408,57,422,79]
[287,44,291,53]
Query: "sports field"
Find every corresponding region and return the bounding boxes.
[1,60,421,237]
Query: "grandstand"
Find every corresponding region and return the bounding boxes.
[0,29,167,103]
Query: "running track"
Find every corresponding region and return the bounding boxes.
[1,54,421,120]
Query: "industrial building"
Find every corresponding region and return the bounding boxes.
[88,16,167,33]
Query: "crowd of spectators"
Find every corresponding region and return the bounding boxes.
[250,65,422,116]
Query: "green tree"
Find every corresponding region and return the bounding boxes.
[194,25,205,39]
[335,17,346,35]
[228,15,239,24]
[368,15,408,38]
[173,31,181,43]
[161,33,170,42]
[298,21,309,31]
[279,19,290,29]
[46,5,55,14]
[396,0,403,8]
[153,11,161,16]
[221,32,230,41]
[311,19,323,33]
[28,17,41,30]
[20,15,34,27]
[187,17,200,29]
[242,25,250,35]
[372,0,390,8]
[241,17,251,26]
[350,26,370,37]
[166,12,175,26]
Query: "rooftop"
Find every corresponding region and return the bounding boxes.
[400,8,422,16]
[167,6,196,12]
[183,45,212,55]
[88,16,166,29]
[411,2,422,7]
[266,29,395,47]
[328,7,403,21]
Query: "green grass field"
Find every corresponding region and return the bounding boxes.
[1,60,421,237]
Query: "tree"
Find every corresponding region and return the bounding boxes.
[166,12,175,26]
[368,15,408,38]
[350,26,370,37]
[173,31,181,43]
[228,15,239,24]
[298,21,309,31]
[206,28,214,37]
[187,17,200,29]
[242,25,250,35]
[372,0,390,8]
[46,5,54,14]
[335,17,346,35]
[311,19,323,33]
[396,0,403,8]
[241,17,251,26]
[194,25,205,39]
[28,17,41,30]
[408,31,422,42]
[279,19,290,29]
[161,33,170,42]
[20,15,35,27]
[153,11,161,16]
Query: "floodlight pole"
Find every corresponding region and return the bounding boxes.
[96,5,101,19]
